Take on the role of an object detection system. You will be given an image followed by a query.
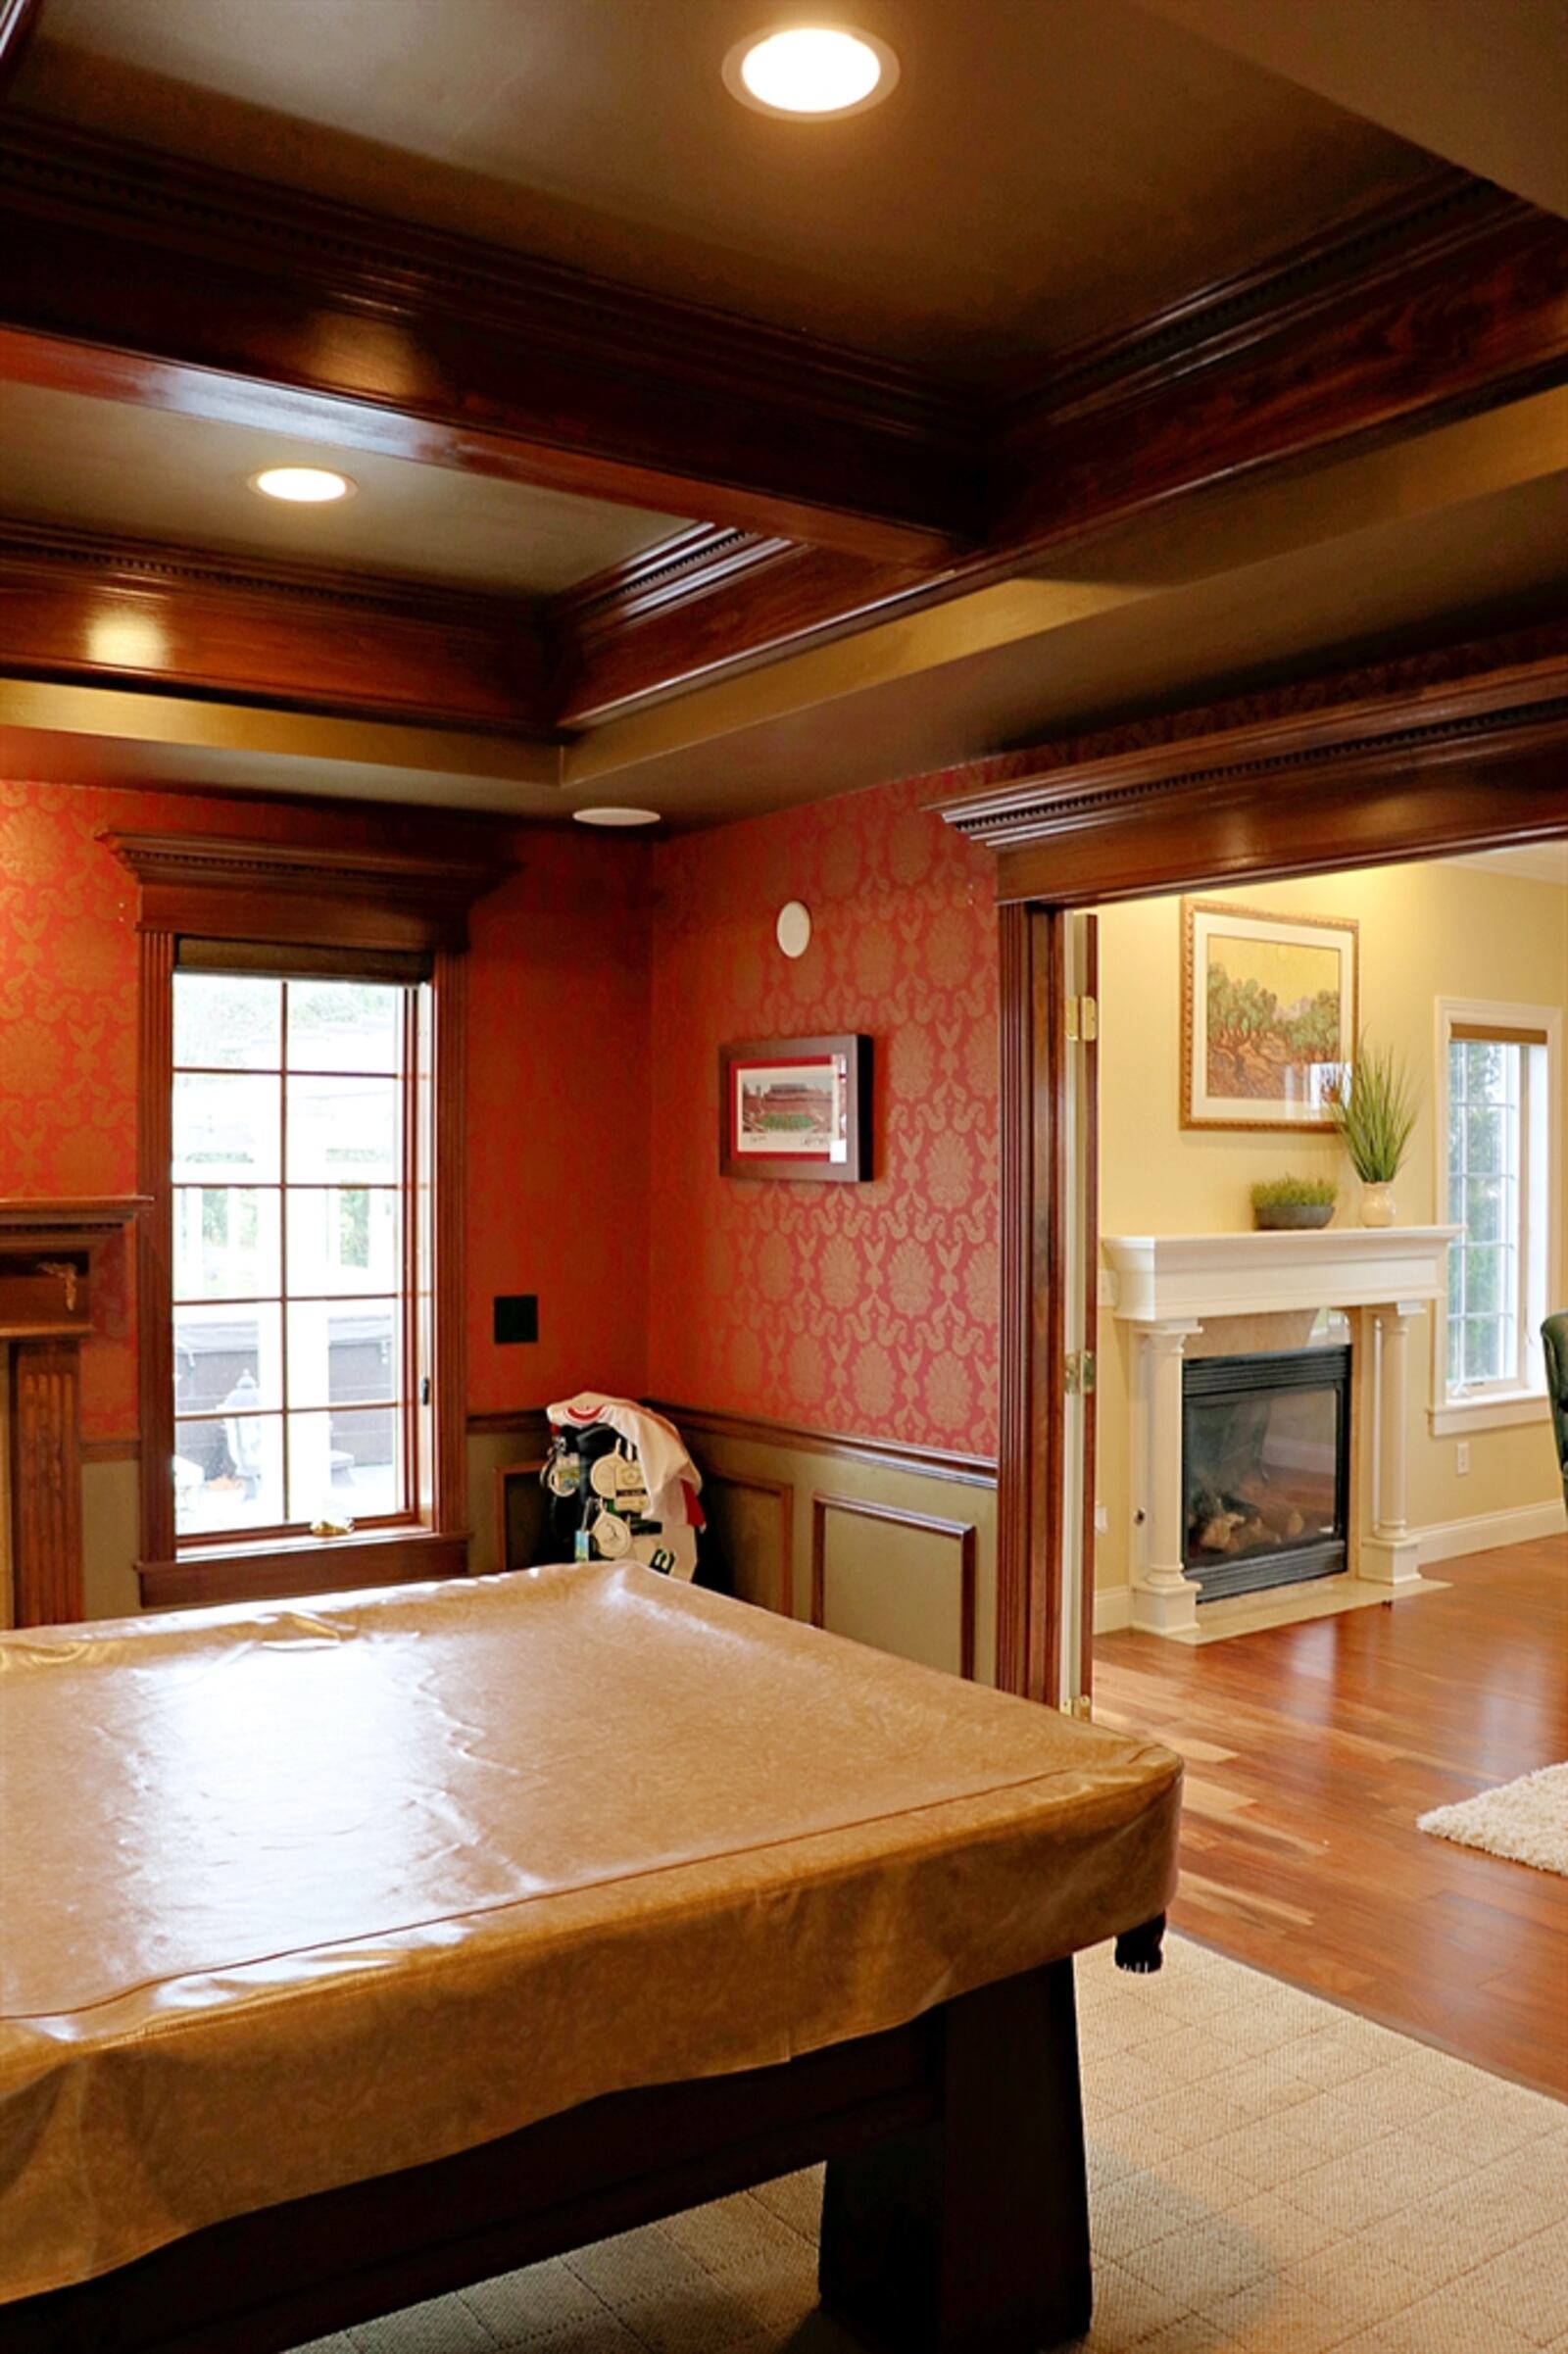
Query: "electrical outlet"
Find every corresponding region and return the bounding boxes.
[1455,1440,1470,1475]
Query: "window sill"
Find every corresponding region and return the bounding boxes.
[138,1526,470,1611]
[1429,1392,1548,1438]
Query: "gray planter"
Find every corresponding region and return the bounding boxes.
[1252,1202,1335,1231]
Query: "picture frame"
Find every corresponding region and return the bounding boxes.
[719,1034,871,1183]
[1181,902,1358,1132]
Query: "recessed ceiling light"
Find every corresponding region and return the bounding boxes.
[723,25,898,118]
[250,466,356,504]
[572,807,662,827]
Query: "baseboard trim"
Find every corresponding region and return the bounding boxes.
[1415,1499,1566,1564]
[1094,1587,1133,1635]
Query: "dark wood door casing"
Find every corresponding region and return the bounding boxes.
[965,629,1568,1702]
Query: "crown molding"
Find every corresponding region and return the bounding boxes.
[101,830,508,951]
[0,518,561,737]
[933,625,1568,903]
[559,524,800,653]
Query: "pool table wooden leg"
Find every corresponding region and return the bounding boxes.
[819,1957,1092,2354]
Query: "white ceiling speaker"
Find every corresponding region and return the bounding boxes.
[776,901,812,957]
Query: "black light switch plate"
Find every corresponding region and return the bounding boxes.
[493,1294,539,1345]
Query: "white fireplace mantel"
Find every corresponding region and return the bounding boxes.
[1102,1226,1459,1634]
[1103,1227,1459,1324]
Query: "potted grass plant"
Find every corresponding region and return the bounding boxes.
[1326,1038,1417,1227]
[1250,1175,1337,1231]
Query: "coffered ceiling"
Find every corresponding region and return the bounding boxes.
[0,0,1564,825]
[22,0,1436,380]
[0,382,687,594]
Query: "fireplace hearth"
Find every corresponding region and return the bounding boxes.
[1182,1345,1350,1601]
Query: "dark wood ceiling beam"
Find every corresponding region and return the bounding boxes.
[0,521,559,737]
[0,119,975,566]
[557,173,1568,722]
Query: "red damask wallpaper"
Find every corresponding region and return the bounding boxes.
[645,776,1001,1455]
[0,780,648,1438]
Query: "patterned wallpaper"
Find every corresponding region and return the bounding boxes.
[466,834,651,1414]
[645,775,1001,1456]
[0,780,648,1439]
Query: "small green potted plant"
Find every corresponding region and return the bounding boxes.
[1326,1037,1417,1227]
[1250,1175,1337,1231]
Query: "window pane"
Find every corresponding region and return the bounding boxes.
[173,1072,280,1183]
[173,974,281,1071]
[1463,1176,1503,1245]
[172,1187,281,1302]
[287,1300,400,1409]
[286,1075,400,1184]
[286,980,402,1074]
[286,1187,401,1296]
[1465,1245,1504,1318]
[1464,1316,1505,1385]
[288,1406,402,1523]
[175,1413,284,1536]
[1464,1101,1503,1174]
[173,1301,283,1415]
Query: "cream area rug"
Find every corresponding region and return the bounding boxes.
[286,1937,1568,2354]
[1418,1761,1568,1878]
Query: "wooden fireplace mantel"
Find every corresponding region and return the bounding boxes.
[0,1198,146,1626]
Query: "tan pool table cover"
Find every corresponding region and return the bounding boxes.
[0,1564,1181,2302]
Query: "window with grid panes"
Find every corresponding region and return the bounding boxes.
[1444,1014,1554,1404]
[172,971,421,1540]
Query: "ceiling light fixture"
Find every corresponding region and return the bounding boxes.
[572,807,662,827]
[250,466,356,504]
[723,25,898,118]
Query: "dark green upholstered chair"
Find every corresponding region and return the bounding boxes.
[1544,1312,1568,1510]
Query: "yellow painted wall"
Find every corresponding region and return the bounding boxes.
[1095,858,1568,1593]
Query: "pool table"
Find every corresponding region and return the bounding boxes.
[0,1562,1181,2353]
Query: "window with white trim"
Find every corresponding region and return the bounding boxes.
[1439,1003,1559,1415]
[172,967,425,1541]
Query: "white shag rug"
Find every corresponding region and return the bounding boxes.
[1418,1760,1568,1877]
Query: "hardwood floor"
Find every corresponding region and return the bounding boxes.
[1094,1537,1568,2098]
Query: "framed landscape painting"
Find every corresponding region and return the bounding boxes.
[1181,902,1357,1131]
[719,1035,871,1182]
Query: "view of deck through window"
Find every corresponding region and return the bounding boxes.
[172,972,415,1539]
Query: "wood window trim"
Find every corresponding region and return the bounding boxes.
[104,833,503,1608]
[942,629,1568,1698]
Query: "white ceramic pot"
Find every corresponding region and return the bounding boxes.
[1359,1181,1396,1228]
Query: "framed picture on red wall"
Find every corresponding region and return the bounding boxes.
[719,1035,871,1183]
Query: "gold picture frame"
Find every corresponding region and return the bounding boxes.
[1181,901,1358,1132]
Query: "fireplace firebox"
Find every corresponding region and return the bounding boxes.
[1181,1346,1350,1601]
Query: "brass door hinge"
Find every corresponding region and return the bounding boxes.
[1064,995,1099,1043]
[1060,1693,1093,1721]
[1064,1349,1097,1397]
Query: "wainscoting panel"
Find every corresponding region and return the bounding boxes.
[811,1493,977,1680]
[704,1472,794,1618]
[464,1406,999,1677]
[666,1410,997,1684]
